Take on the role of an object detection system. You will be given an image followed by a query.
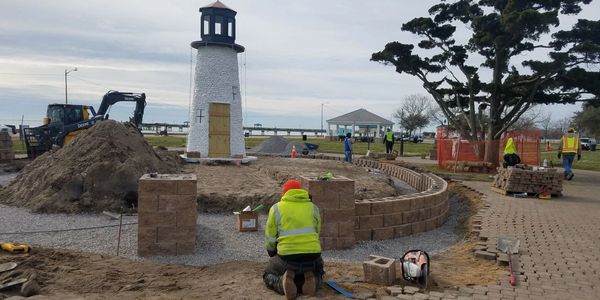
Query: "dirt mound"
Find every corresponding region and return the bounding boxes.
[247,136,305,156]
[0,121,180,213]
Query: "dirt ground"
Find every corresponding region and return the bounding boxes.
[191,157,400,212]
[0,182,502,299]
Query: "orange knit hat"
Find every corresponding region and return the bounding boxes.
[282,179,301,194]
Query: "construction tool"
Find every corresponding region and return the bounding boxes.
[400,250,430,288]
[325,279,363,298]
[497,236,520,286]
[0,278,27,292]
[0,262,17,273]
[1,243,31,254]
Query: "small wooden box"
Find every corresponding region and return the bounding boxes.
[235,211,259,232]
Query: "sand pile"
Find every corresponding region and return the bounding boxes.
[0,120,180,213]
[247,136,306,156]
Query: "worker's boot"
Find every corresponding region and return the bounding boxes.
[302,271,317,296]
[263,273,285,295]
[282,270,297,300]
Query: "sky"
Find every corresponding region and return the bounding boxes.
[0,0,596,132]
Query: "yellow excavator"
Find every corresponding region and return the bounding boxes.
[24,90,146,158]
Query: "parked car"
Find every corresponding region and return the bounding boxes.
[580,137,597,151]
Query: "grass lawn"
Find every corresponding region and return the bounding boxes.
[540,142,600,172]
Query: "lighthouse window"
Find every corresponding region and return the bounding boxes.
[215,16,223,35]
[228,19,233,37]
[203,15,210,35]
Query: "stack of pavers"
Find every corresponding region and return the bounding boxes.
[0,130,14,162]
[491,165,563,196]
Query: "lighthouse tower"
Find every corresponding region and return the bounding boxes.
[187,1,245,159]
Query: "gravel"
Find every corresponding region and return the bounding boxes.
[0,192,469,266]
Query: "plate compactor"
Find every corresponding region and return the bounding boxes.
[401,250,430,288]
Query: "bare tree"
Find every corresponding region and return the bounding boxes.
[537,113,553,141]
[393,94,434,135]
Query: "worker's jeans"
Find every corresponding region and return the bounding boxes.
[263,254,324,295]
[385,141,394,154]
[563,154,575,178]
[345,151,352,163]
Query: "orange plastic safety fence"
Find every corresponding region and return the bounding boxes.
[436,128,541,169]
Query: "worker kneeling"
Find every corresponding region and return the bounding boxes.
[263,179,324,299]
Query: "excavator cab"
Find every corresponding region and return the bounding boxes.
[45,104,90,126]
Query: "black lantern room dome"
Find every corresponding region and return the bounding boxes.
[191,1,244,53]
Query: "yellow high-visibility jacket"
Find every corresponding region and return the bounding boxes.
[559,133,581,155]
[265,189,321,256]
[385,131,394,142]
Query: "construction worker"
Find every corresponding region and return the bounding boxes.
[344,132,353,163]
[263,179,324,299]
[384,128,394,154]
[558,127,581,180]
[502,137,521,168]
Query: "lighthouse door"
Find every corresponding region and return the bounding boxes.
[208,103,230,157]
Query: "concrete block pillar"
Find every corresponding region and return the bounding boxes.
[0,131,14,162]
[301,175,355,250]
[137,174,197,256]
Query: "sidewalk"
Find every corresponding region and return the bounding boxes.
[455,171,600,299]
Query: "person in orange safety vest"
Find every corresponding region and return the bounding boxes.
[557,127,581,180]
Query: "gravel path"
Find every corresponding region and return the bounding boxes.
[0,193,468,266]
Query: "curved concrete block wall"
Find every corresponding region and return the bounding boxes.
[314,155,449,241]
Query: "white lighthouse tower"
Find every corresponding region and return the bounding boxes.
[186,1,246,159]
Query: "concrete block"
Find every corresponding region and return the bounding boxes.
[363,255,396,286]
[321,222,339,238]
[385,286,404,296]
[383,213,403,227]
[426,218,437,231]
[137,193,158,212]
[410,197,426,210]
[158,195,197,212]
[176,241,196,255]
[323,208,354,223]
[139,177,178,195]
[176,211,198,227]
[320,237,336,250]
[177,178,197,195]
[418,208,431,221]
[372,227,394,240]
[157,226,196,243]
[392,199,411,212]
[354,229,372,241]
[412,221,427,234]
[338,193,356,208]
[336,237,355,249]
[403,210,419,224]
[474,250,497,260]
[355,201,372,216]
[138,242,177,257]
[138,211,176,227]
[137,226,157,245]
[371,201,394,215]
[393,224,412,237]
[338,221,355,237]
[359,215,384,229]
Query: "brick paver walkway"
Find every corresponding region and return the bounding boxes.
[391,169,600,300]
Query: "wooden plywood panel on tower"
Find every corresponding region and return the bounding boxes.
[209,103,230,157]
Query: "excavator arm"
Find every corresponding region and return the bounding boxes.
[95,91,146,127]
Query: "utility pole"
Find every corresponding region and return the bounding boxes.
[64,67,77,104]
[320,103,324,137]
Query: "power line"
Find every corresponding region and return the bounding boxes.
[69,75,109,89]
[0,222,138,235]
[0,73,60,76]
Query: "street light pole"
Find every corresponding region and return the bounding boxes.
[64,67,77,104]
[320,103,324,137]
